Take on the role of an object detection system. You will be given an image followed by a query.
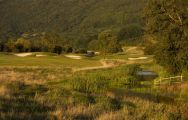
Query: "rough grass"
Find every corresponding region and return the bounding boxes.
[0,64,187,120]
[0,48,188,120]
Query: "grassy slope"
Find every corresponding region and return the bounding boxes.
[0,47,188,119]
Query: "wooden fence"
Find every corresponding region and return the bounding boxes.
[155,75,184,85]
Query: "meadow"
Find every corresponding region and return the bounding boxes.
[0,47,188,120]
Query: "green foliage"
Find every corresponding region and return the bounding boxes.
[0,0,146,47]
[15,38,30,52]
[88,40,99,51]
[53,45,63,55]
[69,74,109,93]
[145,0,188,74]
[5,39,15,52]
[98,30,122,57]
[118,24,144,44]
[0,32,73,53]
[144,43,156,55]
[126,64,142,76]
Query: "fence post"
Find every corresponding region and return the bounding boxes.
[160,78,161,85]
[181,75,183,82]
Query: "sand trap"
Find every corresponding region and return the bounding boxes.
[65,55,82,60]
[36,55,46,57]
[14,53,32,57]
[128,57,148,60]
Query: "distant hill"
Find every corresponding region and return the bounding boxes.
[0,0,146,47]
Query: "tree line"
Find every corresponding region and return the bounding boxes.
[0,30,122,55]
[0,0,146,48]
[144,0,188,75]
[0,32,73,54]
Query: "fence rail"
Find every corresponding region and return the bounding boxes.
[155,75,184,85]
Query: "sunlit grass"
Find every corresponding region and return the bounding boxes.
[0,52,102,68]
[0,48,188,119]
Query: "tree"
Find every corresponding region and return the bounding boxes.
[5,39,15,52]
[117,24,144,44]
[0,41,5,52]
[145,0,188,74]
[53,45,63,55]
[98,30,122,58]
[0,0,146,48]
[64,45,73,53]
[88,40,100,51]
[15,38,30,52]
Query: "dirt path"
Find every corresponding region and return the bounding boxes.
[125,47,138,53]
[73,60,117,72]
[73,57,152,72]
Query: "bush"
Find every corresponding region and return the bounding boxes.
[0,43,5,52]
[126,64,142,76]
[144,44,155,55]
[64,45,73,53]
[74,48,87,54]
[53,45,63,55]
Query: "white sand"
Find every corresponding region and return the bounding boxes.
[128,57,148,60]
[14,53,32,57]
[65,55,82,60]
[36,55,46,57]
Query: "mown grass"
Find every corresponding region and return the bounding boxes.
[0,52,101,68]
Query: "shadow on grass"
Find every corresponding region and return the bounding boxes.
[110,88,175,104]
[0,82,53,120]
[0,96,53,120]
[125,90,175,104]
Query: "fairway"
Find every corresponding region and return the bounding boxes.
[0,53,102,68]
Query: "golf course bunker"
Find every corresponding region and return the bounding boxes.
[14,53,33,57]
[65,55,82,60]
[36,54,46,57]
[128,57,148,60]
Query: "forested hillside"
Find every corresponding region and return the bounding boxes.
[0,0,146,48]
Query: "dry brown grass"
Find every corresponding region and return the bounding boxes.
[0,86,11,97]
[0,65,188,120]
[0,67,61,85]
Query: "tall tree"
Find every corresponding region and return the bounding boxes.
[145,0,188,74]
[98,30,122,58]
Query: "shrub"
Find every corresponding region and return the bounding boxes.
[53,45,63,55]
[74,48,87,54]
[64,45,73,53]
[126,64,142,76]
[144,44,156,55]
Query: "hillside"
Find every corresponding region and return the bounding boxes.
[0,0,146,47]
